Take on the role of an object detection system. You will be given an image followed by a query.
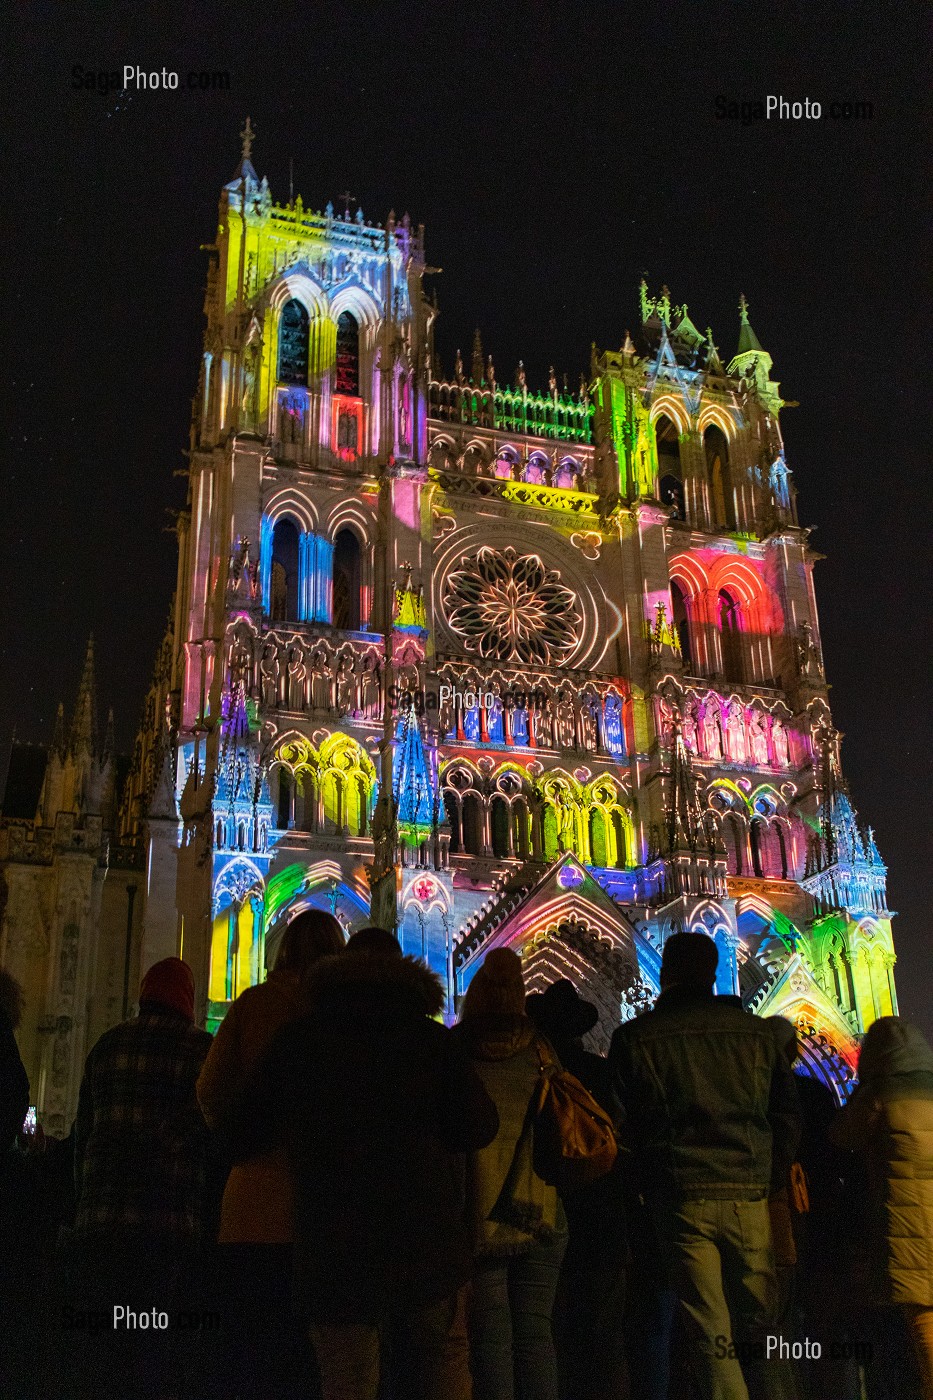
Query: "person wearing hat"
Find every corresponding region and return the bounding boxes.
[69,957,213,1399]
[526,980,629,1400]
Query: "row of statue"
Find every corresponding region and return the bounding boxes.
[659,693,793,768]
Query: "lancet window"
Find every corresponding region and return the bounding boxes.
[335,312,360,396]
[278,300,310,385]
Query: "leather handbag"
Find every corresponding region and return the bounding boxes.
[532,1039,618,1192]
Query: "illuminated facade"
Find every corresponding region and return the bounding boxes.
[1,129,896,1123]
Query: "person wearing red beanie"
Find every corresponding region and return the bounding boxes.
[139,956,197,1022]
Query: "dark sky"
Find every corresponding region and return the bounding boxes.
[3,3,930,1028]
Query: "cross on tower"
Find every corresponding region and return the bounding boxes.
[339,190,355,218]
[240,116,255,161]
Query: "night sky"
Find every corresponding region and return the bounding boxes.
[3,4,929,1029]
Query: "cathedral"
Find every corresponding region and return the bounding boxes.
[1,127,897,1133]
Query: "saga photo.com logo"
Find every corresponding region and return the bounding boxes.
[715,94,873,125]
[72,65,230,95]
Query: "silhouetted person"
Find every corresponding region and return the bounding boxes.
[609,932,800,1400]
[831,1016,933,1399]
[69,957,213,1400]
[198,908,345,1400]
[1,968,32,1395]
[252,926,498,1400]
[527,978,629,1399]
[0,968,28,1155]
[455,948,568,1400]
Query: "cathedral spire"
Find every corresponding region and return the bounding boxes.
[736,294,764,355]
[727,293,775,383]
[225,116,259,191]
[69,635,98,755]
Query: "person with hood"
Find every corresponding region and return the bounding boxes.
[526,979,629,1399]
[70,957,213,1399]
[197,907,345,1399]
[455,948,568,1400]
[830,1016,933,1399]
[253,925,498,1400]
[609,932,800,1400]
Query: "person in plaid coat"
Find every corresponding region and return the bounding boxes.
[67,958,214,1400]
[73,957,213,1244]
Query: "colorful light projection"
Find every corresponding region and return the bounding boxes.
[393,707,436,849]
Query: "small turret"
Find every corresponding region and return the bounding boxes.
[728,294,772,377]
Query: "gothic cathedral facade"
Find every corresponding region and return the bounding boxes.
[0,135,896,1128]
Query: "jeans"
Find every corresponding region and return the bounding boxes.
[469,1230,569,1400]
[310,1288,471,1400]
[653,1195,796,1400]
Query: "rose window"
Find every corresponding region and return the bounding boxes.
[443,546,581,664]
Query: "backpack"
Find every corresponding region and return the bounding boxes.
[532,1039,618,1192]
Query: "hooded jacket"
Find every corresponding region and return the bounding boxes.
[830,1017,933,1306]
[453,1013,563,1257]
[609,984,800,1199]
[253,952,498,1323]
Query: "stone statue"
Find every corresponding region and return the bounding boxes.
[556,692,576,749]
[311,650,331,711]
[702,701,723,759]
[579,694,598,751]
[726,700,748,763]
[260,639,278,709]
[749,710,769,765]
[682,699,699,752]
[335,655,354,714]
[772,717,790,768]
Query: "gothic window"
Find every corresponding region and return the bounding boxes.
[611,810,628,868]
[671,582,692,668]
[718,590,744,682]
[554,458,578,489]
[276,769,294,829]
[512,798,531,858]
[723,813,746,876]
[278,299,310,385]
[299,773,318,832]
[751,818,766,877]
[270,518,300,621]
[656,415,684,519]
[462,793,484,855]
[332,529,362,630]
[443,790,462,854]
[776,823,789,880]
[337,410,359,453]
[705,426,735,529]
[335,311,360,395]
[356,776,369,836]
[491,796,510,858]
[589,809,608,866]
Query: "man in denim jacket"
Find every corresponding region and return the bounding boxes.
[610,932,800,1400]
